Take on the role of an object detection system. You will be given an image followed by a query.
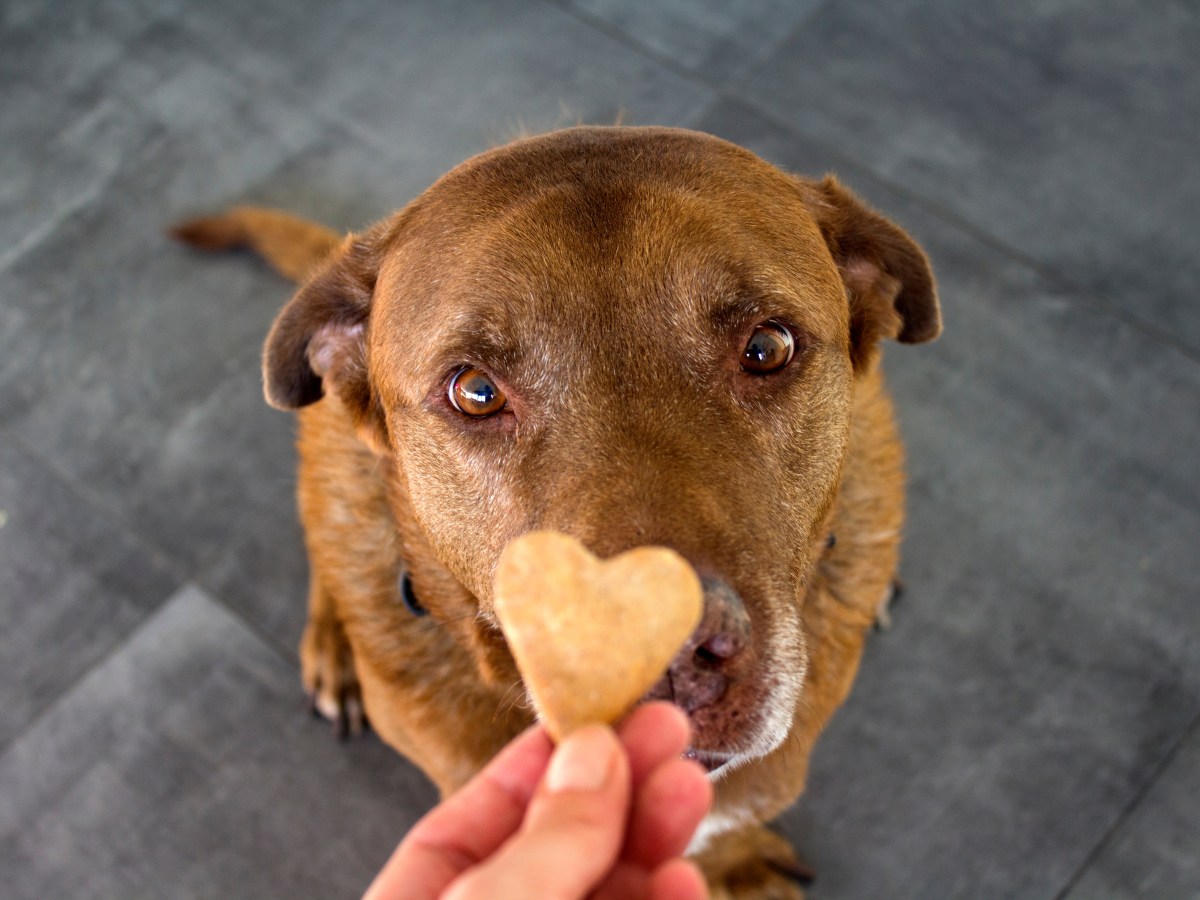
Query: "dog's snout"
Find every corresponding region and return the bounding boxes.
[646,576,752,713]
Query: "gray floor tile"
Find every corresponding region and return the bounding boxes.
[198,467,310,656]
[1,0,168,33]
[0,584,436,899]
[11,319,309,653]
[0,23,321,428]
[560,0,822,82]
[207,128,447,237]
[1063,718,1200,899]
[1,220,292,568]
[0,13,311,274]
[0,47,129,270]
[0,433,178,748]
[696,100,1200,899]
[172,0,715,165]
[739,1,1200,354]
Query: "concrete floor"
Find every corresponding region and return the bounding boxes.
[2,1,1198,897]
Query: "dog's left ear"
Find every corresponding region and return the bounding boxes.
[807,176,941,371]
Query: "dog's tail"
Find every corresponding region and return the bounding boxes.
[170,206,341,284]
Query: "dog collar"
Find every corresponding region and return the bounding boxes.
[400,571,428,617]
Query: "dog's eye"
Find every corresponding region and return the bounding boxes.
[449,367,507,417]
[741,322,794,374]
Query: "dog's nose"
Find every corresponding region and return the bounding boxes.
[645,576,751,713]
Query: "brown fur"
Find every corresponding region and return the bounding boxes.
[175,126,939,897]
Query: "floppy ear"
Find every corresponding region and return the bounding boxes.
[808,176,941,371]
[262,232,389,451]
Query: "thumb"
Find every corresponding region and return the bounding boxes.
[443,725,631,900]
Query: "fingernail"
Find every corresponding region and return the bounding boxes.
[545,726,617,793]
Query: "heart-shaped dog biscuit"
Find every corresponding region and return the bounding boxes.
[494,531,703,741]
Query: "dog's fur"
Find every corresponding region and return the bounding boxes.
[174,126,939,897]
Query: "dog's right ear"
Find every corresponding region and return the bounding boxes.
[805,176,941,372]
[262,233,388,450]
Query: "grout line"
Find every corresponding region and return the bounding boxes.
[0,156,114,277]
[0,5,206,278]
[0,412,302,744]
[170,10,419,165]
[0,422,188,585]
[182,25,404,175]
[0,574,297,762]
[193,569,302,664]
[543,0,831,95]
[1051,708,1200,899]
[541,0,719,87]
[0,563,188,762]
[724,0,835,93]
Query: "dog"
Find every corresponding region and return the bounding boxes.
[174,126,940,897]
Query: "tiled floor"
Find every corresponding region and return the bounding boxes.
[1,2,1196,897]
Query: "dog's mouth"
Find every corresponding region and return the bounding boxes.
[483,568,804,774]
[635,573,804,772]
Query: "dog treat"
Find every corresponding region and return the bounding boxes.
[493,531,704,741]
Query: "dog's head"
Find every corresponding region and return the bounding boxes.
[264,127,939,773]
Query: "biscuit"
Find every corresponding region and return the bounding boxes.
[494,531,704,741]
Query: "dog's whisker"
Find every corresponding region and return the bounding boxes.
[494,680,534,723]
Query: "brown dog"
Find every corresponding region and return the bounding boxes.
[174,126,940,897]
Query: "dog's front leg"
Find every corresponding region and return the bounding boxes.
[300,578,365,737]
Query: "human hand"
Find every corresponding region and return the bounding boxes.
[363,701,713,900]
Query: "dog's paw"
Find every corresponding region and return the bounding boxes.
[873,578,904,631]
[697,825,813,900]
[300,616,366,738]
